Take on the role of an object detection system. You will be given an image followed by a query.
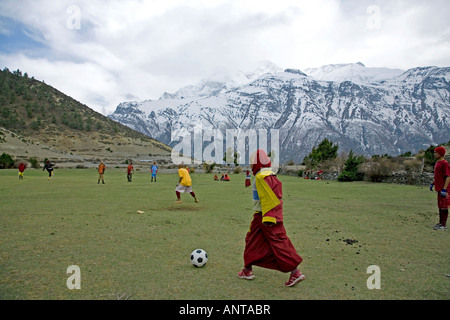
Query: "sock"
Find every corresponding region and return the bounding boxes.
[440,209,448,227]
[190,191,196,198]
[176,191,181,200]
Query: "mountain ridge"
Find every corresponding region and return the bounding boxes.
[109,62,450,164]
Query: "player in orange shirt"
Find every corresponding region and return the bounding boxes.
[127,161,134,182]
[98,161,106,184]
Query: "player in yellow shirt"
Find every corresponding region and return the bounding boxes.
[175,163,198,203]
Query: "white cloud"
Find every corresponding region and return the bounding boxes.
[0,0,449,115]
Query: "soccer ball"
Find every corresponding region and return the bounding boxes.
[190,249,208,267]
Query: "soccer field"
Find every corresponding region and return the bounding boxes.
[0,168,448,300]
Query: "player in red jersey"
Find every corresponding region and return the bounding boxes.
[430,146,450,230]
[238,149,305,287]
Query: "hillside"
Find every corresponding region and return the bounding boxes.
[0,68,171,167]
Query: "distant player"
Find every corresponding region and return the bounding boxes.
[127,161,134,182]
[238,149,305,287]
[430,146,450,230]
[151,162,158,182]
[98,161,106,184]
[175,163,198,203]
[245,170,251,187]
[18,162,26,180]
[43,160,55,180]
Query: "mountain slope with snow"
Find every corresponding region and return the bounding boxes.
[109,63,450,164]
[159,60,283,100]
[304,62,404,84]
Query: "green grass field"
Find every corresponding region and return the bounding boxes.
[0,168,448,300]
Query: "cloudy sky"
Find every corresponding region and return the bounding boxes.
[1,0,449,115]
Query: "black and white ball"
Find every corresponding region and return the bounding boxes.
[190,249,208,267]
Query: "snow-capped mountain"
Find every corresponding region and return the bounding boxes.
[304,62,404,84]
[109,62,450,164]
[159,60,283,100]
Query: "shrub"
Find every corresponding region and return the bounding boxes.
[403,159,423,173]
[337,150,365,182]
[203,162,216,173]
[363,158,397,182]
[29,157,39,169]
[337,171,361,182]
[0,153,14,169]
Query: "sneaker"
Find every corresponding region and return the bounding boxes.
[285,270,305,287]
[238,268,255,280]
[433,223,448,230]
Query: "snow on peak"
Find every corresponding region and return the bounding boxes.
[159,60,283,100]
[395,66,450,83]
[304,62,404,85]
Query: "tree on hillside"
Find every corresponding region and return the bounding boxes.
[302,138,339,169]
[337,150,365,182]
[0,153,14,169]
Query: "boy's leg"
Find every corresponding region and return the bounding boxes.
[439,209,448,227]
[261,223,305,287]
[175,191,182,202]
[443,193,450,227]
[242,214,279,271]
[190,191,198,202]
[239,214,268,279]
[261,222,303,273]
[436,193,449,228]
